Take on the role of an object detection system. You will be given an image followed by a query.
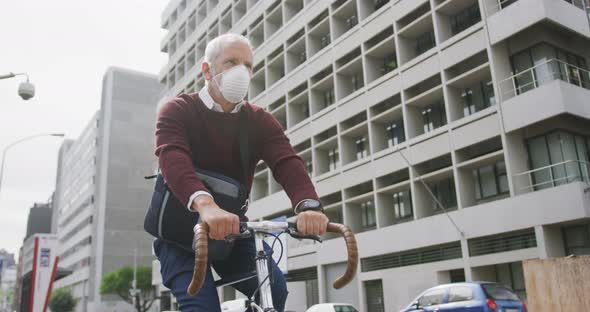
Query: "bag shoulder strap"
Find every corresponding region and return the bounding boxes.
[238,107,249,191]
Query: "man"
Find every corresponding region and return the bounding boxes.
[154,33,328,311]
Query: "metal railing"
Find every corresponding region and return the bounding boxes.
[498,58,590,101]
[513,160,590,192]
[485,0,520,17]
[486,0,590,17]
[564,0,590,11]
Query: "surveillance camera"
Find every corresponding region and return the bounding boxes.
[18,81,35,100]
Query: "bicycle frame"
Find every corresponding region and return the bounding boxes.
[253,228,275,311]
[187,221,359,312]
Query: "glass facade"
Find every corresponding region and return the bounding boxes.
[462,81,495,117]
[355,137,368,160]
[386,121,405,147]
[430,177,457,212]
[563,223,590,255]
[473,161,509,201]
[416,31,436,56]
[511,42,589,94]
[364,280,385,312]
[393,190,413,221]
[495,262,526,300]
[328,148,340,171]
[361,200,376,230]
[450,3,481,35]
[422,102,447,133]
[526,130,590,190]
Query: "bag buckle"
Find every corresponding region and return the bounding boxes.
[241,198,250,211]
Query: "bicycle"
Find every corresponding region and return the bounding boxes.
[187,221,359,312]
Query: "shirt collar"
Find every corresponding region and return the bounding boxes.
[198,86,244,113]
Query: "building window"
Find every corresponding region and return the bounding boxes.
[563,223,590,255]
[323,87,335,108]
[382,53,398,75]
[328,148,340,171]
[302,103,310,119]
[321,34,331,48]
[422,102,447,133]
[351,73,363,91]
[416,31,435,56]
[305,160,313,176]
[450,269,466,283]
[299,51,307,64]
[526,130,590,190]
[346,15,358,29]
[355,137,368,160]
[473,161,509,201]
[393,190,412,221]
[361,200,376,229]
[462,81,495,116]
[494,262,527,300]
[386,121,405,147]
[430,177,457,212]
[450,3,481,35]
[364,279,385,312]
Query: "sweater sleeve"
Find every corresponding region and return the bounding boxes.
[155,97,209,208]
[258,112,319,208]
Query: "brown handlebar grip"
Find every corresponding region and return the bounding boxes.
[187,223,209,296]
[326,223,358,289]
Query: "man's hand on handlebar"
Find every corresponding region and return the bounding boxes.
[296,210,329,236]
[192,195,240,240]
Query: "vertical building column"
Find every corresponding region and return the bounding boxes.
[317,264,326,303]
[534,225,566,259]
[460,238,473,282]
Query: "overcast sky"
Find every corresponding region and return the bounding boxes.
[0,1,168,256]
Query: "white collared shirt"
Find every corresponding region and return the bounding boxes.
[198,86,244,113]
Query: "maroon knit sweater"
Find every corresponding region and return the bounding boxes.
[155,93,319,210]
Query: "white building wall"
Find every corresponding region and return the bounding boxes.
[157,0,590,311]
[53,112,99,312]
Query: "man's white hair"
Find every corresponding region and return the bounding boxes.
[203,33,252,71]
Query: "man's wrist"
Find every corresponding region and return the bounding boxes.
[294,199,323,214]
[192,194,214,213]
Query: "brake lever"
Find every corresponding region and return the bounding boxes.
[224,229,252,242]
[287,229,323,243]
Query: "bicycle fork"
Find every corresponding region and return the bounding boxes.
[250,231,277,312]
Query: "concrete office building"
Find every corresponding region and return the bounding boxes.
[158,0,590,311]
[53,67,162,312]
[25,202,53,240]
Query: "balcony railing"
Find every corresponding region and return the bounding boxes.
[486,0,589,17]
[484,0,520,16]
[564,0,590,11]
[498,58,590,101]
[513,160,590,192]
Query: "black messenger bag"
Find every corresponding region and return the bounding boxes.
[144,109,250,260]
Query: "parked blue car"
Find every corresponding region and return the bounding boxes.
[400,282,527,312]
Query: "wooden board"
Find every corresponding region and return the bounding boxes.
[523,256,590,312]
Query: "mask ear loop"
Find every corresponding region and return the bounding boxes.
[205,62,225,94]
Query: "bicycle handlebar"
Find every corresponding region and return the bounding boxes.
[187,221,358,296]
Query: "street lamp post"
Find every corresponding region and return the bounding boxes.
[0,133,65,197]
[0,72,35,100]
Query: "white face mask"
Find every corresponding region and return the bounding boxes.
[211,64,251,104]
